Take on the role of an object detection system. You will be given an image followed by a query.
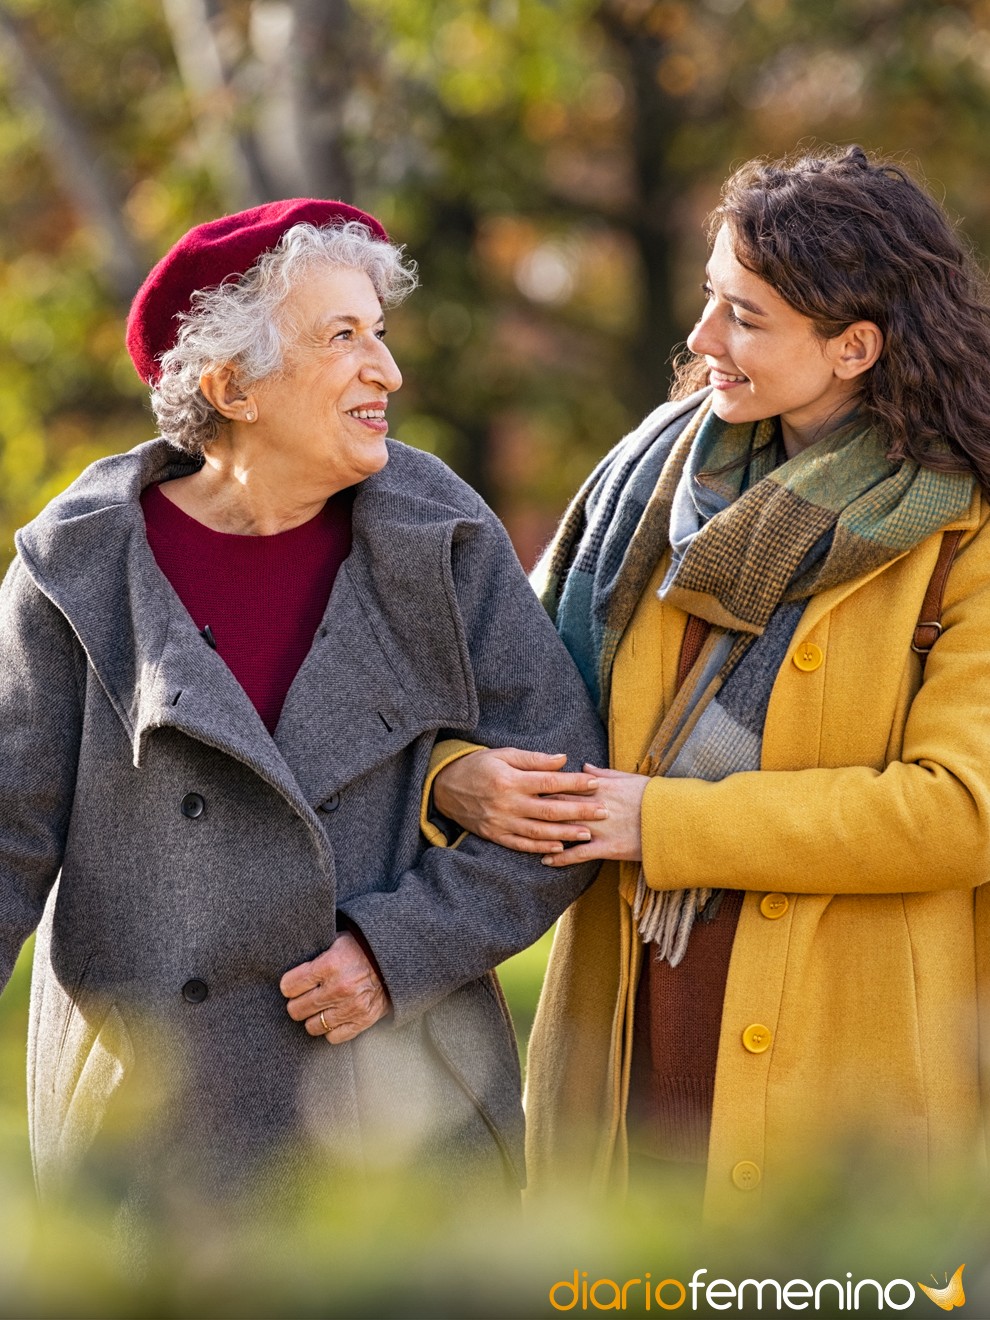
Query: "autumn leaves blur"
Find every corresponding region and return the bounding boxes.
[3,0,990,569]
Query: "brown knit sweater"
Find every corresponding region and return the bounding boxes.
[627,889,743,1164]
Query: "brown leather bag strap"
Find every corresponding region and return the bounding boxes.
[676,613,712,690]
[912,528,964,667]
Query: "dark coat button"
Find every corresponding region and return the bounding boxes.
[182,979,208,1003]
[181,793,205,819]
[318,792,341,813]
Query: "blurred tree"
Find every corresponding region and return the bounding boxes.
[0,2,145,298]
[160,0,275,205]
[0,0,217,560]
[2,0,990,564]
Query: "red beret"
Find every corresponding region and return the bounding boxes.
[126,198,388,385]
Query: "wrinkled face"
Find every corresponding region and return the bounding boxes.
[686,225,861,452]
[250,265,402,491]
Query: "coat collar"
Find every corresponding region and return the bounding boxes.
[793,485,984,641]
[16,438,478,807]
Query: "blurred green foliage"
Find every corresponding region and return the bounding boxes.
[3,0,990,1311]
[0,1051,987,1318]
[0,942,31,1187]
[4,0,990,561]
[0,936,566,1317]
[497,927,555,1063]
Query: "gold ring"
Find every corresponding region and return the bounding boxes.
[319,1010,330,1033]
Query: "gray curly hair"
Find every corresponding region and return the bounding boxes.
[151,221,418,455]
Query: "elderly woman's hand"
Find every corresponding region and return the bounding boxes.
[433,747,607,853]
[280,933,389,1042]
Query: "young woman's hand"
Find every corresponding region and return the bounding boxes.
[540,764,648,868]
[432,747,606,853]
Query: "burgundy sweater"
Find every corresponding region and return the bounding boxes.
[141,482,353,733]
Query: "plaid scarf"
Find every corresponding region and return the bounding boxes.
[537,391,975,964]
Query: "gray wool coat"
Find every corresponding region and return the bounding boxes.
[0,436,605,1205]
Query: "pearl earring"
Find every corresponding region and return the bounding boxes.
[245,410,256,422]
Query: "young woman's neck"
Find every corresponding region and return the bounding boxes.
[780,398,863,460]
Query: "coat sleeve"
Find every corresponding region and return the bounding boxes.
[640,519,990,897]
[0,559,83,991]
[337,501,608,1025]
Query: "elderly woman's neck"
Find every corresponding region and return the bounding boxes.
[160,443,338,535]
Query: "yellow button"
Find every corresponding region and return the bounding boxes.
[760,893,789,919]
[731,1160,762,1190]
[793,641,823,672]
[742,1023,772,1053]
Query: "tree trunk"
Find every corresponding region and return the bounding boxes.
[0,3,145,302]
[286,0,361,200]
[596,4,685,416]
[161,0,275,209]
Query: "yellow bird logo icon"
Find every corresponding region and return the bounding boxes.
[918,1264,966,1311]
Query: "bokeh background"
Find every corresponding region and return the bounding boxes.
[2,0,990,1315]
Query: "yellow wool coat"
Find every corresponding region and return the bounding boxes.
[524,490,990,1223]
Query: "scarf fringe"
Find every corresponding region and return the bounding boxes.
[632,873,712,967]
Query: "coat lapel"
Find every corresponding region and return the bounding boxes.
[17,437,479,813]
[272,464,478,804]
[136,590,307,808]
[16,442,309,815]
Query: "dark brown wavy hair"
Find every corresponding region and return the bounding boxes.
[672,144,990,492]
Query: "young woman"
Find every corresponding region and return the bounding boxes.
[429,145,990,1221]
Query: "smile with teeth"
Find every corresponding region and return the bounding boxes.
[709,367,749,391]
[347,408,386,419]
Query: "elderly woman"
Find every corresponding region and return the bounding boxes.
[0,199,604,1211]
[431,146,990,1221]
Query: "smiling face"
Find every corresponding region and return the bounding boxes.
[686,225,880,455]
[248,264,403,493]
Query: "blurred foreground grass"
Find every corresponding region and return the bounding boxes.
[2,933,988,1319]
[0,930,552,1170]
[0,934,563,1315]
[496,927,554,1067]
[0,940,32,1191]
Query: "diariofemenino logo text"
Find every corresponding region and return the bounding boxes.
[548,1264,966,1311]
